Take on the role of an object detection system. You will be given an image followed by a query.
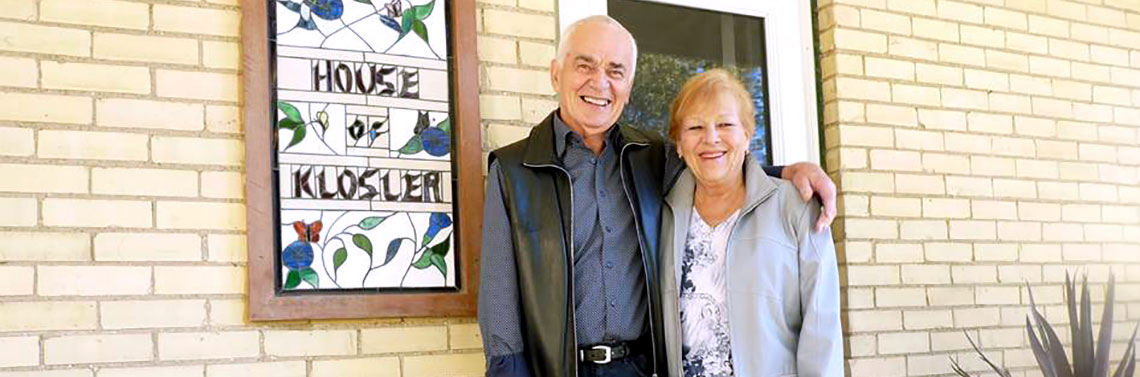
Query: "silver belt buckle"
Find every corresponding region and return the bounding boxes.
[590,345,613,364]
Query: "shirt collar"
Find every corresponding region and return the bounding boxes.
[553,110,622,158]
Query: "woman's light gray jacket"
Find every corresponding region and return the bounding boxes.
[659,155,844,377]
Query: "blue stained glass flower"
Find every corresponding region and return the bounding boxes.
[304,0,343,20]
[282,241,314,271]
[421,127,450,157]
[422,213,452,245]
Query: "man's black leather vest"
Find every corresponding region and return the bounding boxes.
[488,111,669,377]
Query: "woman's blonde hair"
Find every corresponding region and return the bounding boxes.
[667,68,756,142]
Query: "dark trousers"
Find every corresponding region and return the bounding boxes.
[577,352,652,377]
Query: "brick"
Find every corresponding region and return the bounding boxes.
[0,336,38,367]
[928,287,974,306]
[918,109,966,131]
[966,112,1012,135]
[895,174,944,195]
[949,220,996,240]
[1029,15,1070,38]
[1005,32,1047,54]
[155,266,245,295]
[997,221,1042,241]
[484,10,555,40]
[520,41,555,67]
[1062,243,1101,261]
[94,33,198,65]
[41,0,147,29]
[954,307,1001,327]
[876,243,922,264]
[1032,97,1073,118]
[402,353,484,377]
[964,69,1008,92]
[952,265,998,284]
[847,287,876,309]
[941,88,988,110]
[0,92,91,125]
[1039,181,1079,201]
[93,168,199,197]
[946,176,993,197]
[960,25,1003,48]
[1013,116,1055,138]
[0,196,36,227]
[920,198,968,218]
[206,105,241,133]
[975,243,1019,262]
[924,242,971,262]
[849,357,907,377]
[208,362,306,377]
[900,220,949,240]
[101,300,206,329]
[869,197,921,218]
[839,125,894,148]
[944,133,990,154]
[1049,38,1091,61]
[902,264,951,284]
[266,330,357,357]
[100,366,203,377]
[39,130,145,161]
[312,358,401,377]
[1072,62,1112,83]
[42,61,150,94]
[157,70,239,101]
[477,36,515,64]
[877,287,927,307]
[889,36,938,61]
[1030,55,1071,78]
[836,29,888,53]
[0,301,97,331]
[44,334,152,365]
[207,299,245,326]
[0,266,34,296]
[848,334,877,357]
[914,63,961,86]
[97,99,204,131]
[0,56,36,88]
[861,9,910,35]
[1094,86,1133,106]
[152,136,243,166]
[0,0,35,21]
[203,41,239,70]
[895,129,942,151]
[871,150,922,171]
[985,7,1027,30]
[0,21,90,57]
[1091,45,1130,67]
[970,156,1015,176]
[43,198,152,228]
[361,326,447,353]
[892,84,940,106]
[159,331,260,360]
[879,332,930,354]
[1010,74,1052,96]
[95,233,201,262]
[485,67,554,96]
[940,43,985,67]
[837,78,891,101]
[0,232,90,261]
[480,95,522,121]
[999,265,1042,283]
[207,234,246,262]
[970,200,1016,220]
[156,201,244,231]
[450,323,482,349]
[153,5,239,37]
[38,266,150,296]
[922,153,970,175]
[201,171,243,200]
[914,18,958,42]
[845,218,899,239]
[519,0,553,11]
[521,98,557,124]
[832,54,864,76]
[903,310,953,330]
[986,49,1029,72]
[843,195,870,217]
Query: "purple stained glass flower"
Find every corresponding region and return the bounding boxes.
[304,0,343,20]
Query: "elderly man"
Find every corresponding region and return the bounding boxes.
[478,15,837,377]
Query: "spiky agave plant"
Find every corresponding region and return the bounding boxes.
[951,273,1139,377]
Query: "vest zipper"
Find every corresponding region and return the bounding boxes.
[521,162,578,377]
[618,142,659,377]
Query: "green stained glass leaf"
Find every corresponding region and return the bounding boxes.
[411,20,429,44]
[333,247,348,270]
[286,124,306,149]
[353,0,372,3]
[411,250,433,269]
[430,253,446,277]
[410,0,434,20]
[278,118,302,131]
[353,234,373,257]
[358,215,390,230]
[430,235,450,257]
[382,239,402,267]
[436,118,450,133]
[277,101,303,123]
[284,270,301,289]
[299,267,319,288]
[400,12,414,37]
[398,134,424,154]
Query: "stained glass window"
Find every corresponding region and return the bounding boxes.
[272,0,457,292]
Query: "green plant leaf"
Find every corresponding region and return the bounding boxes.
[430,253,446,277]
[286,125,306,149]
[278,118,302,130]
[398,134,424,154]
[436,118,450,133]
[430,235,450,257]
[353,234,373,256]
[400,12,414,37]
[284,270,301,289]
[299,267,319,288]
[411,20,429,44]
[358,215,391,230]
[277,101,302,122]
[410,0,434,20]
[333,247,348,270]
[411,250,433,269]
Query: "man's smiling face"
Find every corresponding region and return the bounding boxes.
[550,21,635,139]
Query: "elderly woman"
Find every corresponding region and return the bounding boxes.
[659,69,843,377]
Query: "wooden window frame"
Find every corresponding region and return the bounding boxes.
[241,0,483,321]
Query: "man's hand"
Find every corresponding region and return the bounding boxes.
[782,162,837,233]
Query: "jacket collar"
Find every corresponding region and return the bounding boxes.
[665,154,779,216]
[523,110,652,167]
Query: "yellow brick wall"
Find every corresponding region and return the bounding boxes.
[817,0,1140,376]
[0,0,559,375]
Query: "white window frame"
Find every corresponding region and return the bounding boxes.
[558,0,821,165]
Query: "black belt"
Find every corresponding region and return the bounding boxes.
[579,339,643,364]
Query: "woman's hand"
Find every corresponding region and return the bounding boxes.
[782,162,837,233]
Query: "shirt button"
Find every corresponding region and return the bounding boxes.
[605,226,612,233]
[605,261,614,269]
[609,300,617,307]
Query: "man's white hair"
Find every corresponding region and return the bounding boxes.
[556,15,638,79]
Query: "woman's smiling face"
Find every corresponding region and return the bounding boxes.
[676,91,752,187]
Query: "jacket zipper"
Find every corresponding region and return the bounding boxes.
[618,142,659,377]
[721,188,775,375]
[521,162,579,377]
